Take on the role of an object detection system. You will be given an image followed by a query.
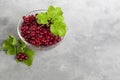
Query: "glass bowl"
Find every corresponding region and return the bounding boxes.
[17,10,66,50]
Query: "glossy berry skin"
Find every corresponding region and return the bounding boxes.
[20,14,61,47]
[16,52,28,61]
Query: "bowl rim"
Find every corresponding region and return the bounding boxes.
[17,9,67,49]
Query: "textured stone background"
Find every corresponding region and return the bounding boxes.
[0,0,120,80]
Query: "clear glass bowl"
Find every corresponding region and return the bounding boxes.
[17,10,65,50]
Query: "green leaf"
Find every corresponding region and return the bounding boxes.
[7,46,16,55]
[47,6,63,18]
[23,59,32,66]
[18,40,26,49]
[50,24,58,36]
[2,35,17,50]
[47,6,66,37]
[24,48,34,57]
[2,35,17,55]
[2,41,10,50]
[17,39,26,53]
[47,5,55,13]
[55,7,63,15]
[36,12,48,24]
[50,21,66,36]
[17,47,24,53]
[23,48,35,66]
[7,35,17,45]
[51,16,64,23]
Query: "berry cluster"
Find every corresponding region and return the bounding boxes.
[20,15,61,47]
[16,52,28,61]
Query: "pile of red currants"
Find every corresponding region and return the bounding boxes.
[20,15,61,47]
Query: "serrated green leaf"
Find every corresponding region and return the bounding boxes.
[2,41,10,50]
[47,6,63,18]
[2,41,16,55]
[36,12,48,24]
[2,35,17,55]
[23,48,35,66]
[47,6,66,36]
[17,47,24,53]
[50,24,58,35]
[7,46,16,55]
[51,16,64,23]
[24,48,34,57]
[53,7,63,18]
[17,40,26,53]
[47,5,55,13]
[7,35,17,45]
[18,40,26,49]
[2,35,17,50]
[50,21,66,36]
[23,59,33,66]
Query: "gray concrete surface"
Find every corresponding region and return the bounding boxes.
[0,0,120,80]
